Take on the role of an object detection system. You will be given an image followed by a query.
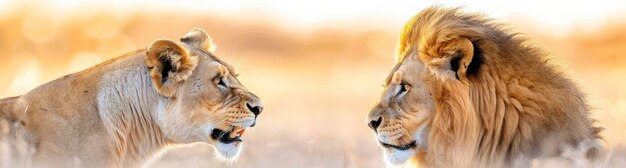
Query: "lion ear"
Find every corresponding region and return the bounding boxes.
[420,35,477,81]
[146,39,198,97]
[180,28,217,53]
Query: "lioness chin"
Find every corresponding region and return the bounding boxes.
[0,28,263,167]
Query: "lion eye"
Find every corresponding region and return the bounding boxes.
[398,83,409,95]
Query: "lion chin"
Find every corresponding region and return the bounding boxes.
[382,133,427,166]
[383,148,416,166]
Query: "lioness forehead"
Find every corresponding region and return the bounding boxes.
[185,44,238,75]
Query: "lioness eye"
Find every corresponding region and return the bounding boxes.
[213,77,226,87]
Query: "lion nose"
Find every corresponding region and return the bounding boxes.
[247,103,263,117]
[368,116,383,132]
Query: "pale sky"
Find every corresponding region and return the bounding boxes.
[1,0,625,33]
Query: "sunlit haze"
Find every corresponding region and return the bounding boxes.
[0,1,625,167]
[2,0,625,33]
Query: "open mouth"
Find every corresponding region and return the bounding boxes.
[380,141,417,150]
[211,128,246,144]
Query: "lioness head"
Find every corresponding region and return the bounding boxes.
[146,28,263,159]
[367,7,483,165]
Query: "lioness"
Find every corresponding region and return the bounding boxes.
[0,28,263,167]
[367,7,608,167]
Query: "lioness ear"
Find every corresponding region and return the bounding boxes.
[419,36,476,81]
[146,39,198,97]
[180,28,217,53]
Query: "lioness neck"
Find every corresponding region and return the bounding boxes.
[95,51,170,167]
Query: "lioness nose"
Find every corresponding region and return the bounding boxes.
[246,103,263,116]
[368,116,383,132]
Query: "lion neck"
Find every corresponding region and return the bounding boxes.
[95,51,171,167]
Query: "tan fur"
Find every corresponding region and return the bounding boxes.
[368,7,608,167]
[0,28,263,167]
[180,28,217,53]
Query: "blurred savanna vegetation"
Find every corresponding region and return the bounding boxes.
[0,1,625,167]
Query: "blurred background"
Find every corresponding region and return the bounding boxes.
[1,0,625,167]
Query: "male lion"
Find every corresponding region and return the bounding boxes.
[0,28,263,167]
[367,7,608,167]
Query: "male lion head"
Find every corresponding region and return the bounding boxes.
[367,7,491,166]
[145,28,263,160]
[367,7,607,167]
